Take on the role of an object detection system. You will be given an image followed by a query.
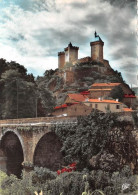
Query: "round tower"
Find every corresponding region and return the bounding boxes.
[90,32,104,61]
[58,52,65,69]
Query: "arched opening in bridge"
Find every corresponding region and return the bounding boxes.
[1,132,24,178]
[33,132,64,171]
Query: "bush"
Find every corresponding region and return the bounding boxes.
[1,168,137,195]
[1,171,39,195]
[33,167,57,184]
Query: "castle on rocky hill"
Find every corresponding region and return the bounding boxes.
[57,32,112,84]
[58,32,110,69]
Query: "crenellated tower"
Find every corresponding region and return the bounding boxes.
[58,52,65,69]
[58,43,79,69]
[64,42,79,64]
[90,32,104,61]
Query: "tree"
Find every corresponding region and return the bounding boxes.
[7,61,27,77]
[37,82,56,115]
[52,110,137,171]
[109,86,124,101]
[0,58,8,78]
[52,111,115,168]
[0,69,37,119]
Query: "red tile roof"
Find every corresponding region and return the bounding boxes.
[54,103,79,110]
[88,99,122,104]
[54,104,68,109]
[91,83,121,87]
[68,94,88,102]
[124,94,136,98]
[80,91,90,95]
[123,108,133,112]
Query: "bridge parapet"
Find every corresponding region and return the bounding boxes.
[0,116,78,127]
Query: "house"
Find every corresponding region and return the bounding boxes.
[123,94,136,108]
[88,82,136,107]
[84,99,124,113]
[88,83,121,98]
[52,102,92,117]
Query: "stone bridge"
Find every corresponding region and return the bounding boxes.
[0,116,77,177]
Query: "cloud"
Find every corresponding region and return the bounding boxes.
[0,0,137,85]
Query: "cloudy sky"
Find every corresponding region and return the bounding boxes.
[0,0,137,85]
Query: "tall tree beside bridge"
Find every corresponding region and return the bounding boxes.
[0,69,37,119]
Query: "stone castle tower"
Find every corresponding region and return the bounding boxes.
[58,43,79,69]
[58,32,104,69]
[58,52,65,69]
[90,31,104,61]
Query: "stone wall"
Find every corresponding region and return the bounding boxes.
[64,70,74,84]
[52,103,92,117]
[0,116,77,125]
[89,89,111,98]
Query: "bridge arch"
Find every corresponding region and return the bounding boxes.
[33,132,64,171]
[0,129,25,155]
[0,130,24,178]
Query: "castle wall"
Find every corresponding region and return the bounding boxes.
[73,57,91,65]
[64,70,74,84]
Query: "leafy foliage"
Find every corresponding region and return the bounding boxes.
[44,69,58,77]
[52,110,137,172]
[0,59,57,118]
[0,69,37,119]
[109,86,124,101]
[52,111,116,168]
[0,167,137,195]
[37,82,56,115]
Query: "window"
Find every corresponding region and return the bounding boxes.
[116,105,120,109]
[95,104,98,109]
